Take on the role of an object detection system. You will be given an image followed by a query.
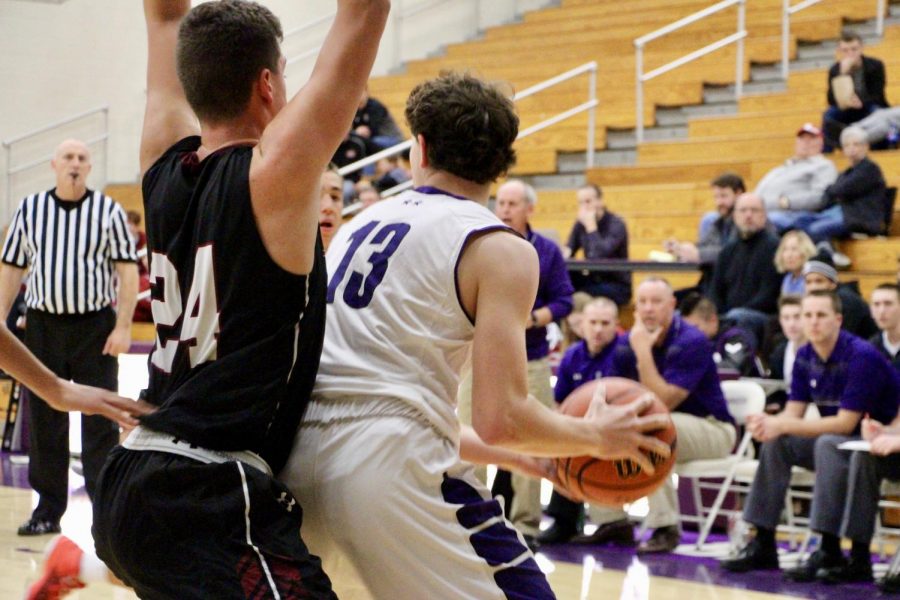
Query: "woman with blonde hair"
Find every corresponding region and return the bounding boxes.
[774,229,817,295]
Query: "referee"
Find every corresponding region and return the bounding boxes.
[0,138,137,536]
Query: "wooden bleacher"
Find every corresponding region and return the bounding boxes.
[105,0,900,333]
[361,0,900,304]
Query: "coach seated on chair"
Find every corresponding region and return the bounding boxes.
[612,278,736,554]
[722,290,899,575]
[538,297,633,547]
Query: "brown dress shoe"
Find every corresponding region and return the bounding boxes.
[571,519,635,547]
[637,526,681,554]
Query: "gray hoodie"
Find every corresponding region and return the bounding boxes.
[755,154,838,212]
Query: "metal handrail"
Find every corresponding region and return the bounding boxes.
[341,62,599,215]
[2,105,108,147]
[3,106,109,217]
[634,0,746,144]
[781,0,886,80]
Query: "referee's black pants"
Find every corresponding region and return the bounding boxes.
[24,308,120,523]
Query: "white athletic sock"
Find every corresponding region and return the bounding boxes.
[79,549,110,584]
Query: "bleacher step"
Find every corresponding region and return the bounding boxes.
[704,80,787,103]
[606,125,688,149]
[556,149,637,171]
[680,101,738,119]
[523,173,586,190]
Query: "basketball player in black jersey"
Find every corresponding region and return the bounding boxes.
[88,1,389,598]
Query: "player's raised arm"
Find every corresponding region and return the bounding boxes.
[140,0,199,175]
[250,0,390,275]
[461,231,671,471]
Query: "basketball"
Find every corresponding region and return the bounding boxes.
[555,377,677,506]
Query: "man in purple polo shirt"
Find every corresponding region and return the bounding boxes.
[722,290,899,577]
[538,297,634,546]
[612,278,736,553]
[458,178,574,546]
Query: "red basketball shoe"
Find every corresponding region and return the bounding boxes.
[24,535,86,600]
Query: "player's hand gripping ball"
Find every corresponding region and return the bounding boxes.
[555,377,677,506]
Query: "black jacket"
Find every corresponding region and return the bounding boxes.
[711,229,782,314]
[827,55,889,108]
[824,157,887,235]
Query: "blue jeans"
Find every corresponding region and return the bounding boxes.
[823,103,881,152]
[767,210,816,233]
[802,205,848,243]
[723,307,771,347]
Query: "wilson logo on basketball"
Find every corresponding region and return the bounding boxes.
[614,449,669,480]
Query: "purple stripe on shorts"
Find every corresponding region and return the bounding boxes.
[442,475,555,599]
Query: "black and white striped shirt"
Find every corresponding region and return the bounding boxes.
[1,188,137,314]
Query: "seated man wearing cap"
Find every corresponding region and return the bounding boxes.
[804,258,878,339]
[754,123,838,233]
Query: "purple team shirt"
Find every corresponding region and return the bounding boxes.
[554,336,622,403]
[790,329,900,427]
[613,315,733,424]
[526,227,574,361]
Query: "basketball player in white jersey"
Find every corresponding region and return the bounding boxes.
[281,72,672,599]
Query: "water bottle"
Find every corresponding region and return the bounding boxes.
[888,123,900,150]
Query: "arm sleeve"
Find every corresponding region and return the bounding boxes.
[108,202,138,262]
[839,352,889,413]
[827,63,838,107]
[825,161,884,203]
[581,217,627,259]
[697,225,723,265]
[554,355,575,403]
[566,222,582,256]
[542,246,575,321]
[741,243,781,313]
[661,337,712,393]
[1,202,29,268]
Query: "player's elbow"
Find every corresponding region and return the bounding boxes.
[471,411,519,447]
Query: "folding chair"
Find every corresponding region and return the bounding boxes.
[675,380,766,550]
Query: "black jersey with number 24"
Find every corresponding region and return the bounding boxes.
[138,136,326,474]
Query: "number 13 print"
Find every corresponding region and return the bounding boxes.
[326,221,410,308]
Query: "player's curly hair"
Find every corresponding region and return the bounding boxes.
[405,72,518,185]
[177,0,283,122]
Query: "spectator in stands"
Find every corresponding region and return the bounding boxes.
[664,172,744,295]
[822,30,889,152]
[460,179,574,546]
[125,210,152,323]
[565,183,631,305]
[358,185,381,209]
[833,106,900,148]
[803,259,878,339]
[561,290,593,349]
[354,85,403,150]
[755,124,838,233]
[775,230,817,296]
[722,290,899,575]
[319,167,344,249]
[613,278,735,554]
[869,283,900,372]
[372,152,411,193]
[765,295,805,413]
[538,297,632,546]
[710,193,782,344]
[681,293,759,376]
[802,126,887,267]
